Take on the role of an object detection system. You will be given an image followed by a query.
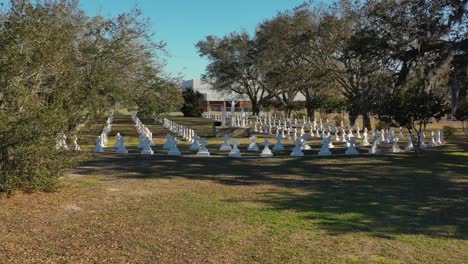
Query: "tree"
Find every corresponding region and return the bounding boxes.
[353,0,466,150]
[255,5,332,119]
[454,99,468,136]
[181,88,204,117]
[196,32,271,115]
[0,0,178,194]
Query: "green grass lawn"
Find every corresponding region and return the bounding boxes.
[0,115,467,263]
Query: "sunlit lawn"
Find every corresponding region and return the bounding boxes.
[0,115,467,263]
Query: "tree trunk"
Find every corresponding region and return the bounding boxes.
[362,112,372,129]
[251,100,260,115]
[305,98,315,121]
[349,110,359,127]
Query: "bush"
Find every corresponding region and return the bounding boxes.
[181,88,204,117]
[375,119,391,130]
[333,114,346,127]
[443,126,457,139]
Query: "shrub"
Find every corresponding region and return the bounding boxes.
[443,126,457,139]
[181,88,205,117]
[375,119,391,130]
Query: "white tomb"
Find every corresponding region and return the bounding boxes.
[301,133,311,150]
[260,139,273,158]
[273,134,285,151]
[436,130,443,145]
[345,137,359,155]
[405,134,414,151]
[168,137,181,156]
[116,136,129,154]
[220,134,232,151]
[248,135,259,151]
[290,139,304,157]
[388,137,401,153]
[197,139,211,157]
[318,137,332,156]
[94,136,104,153]
[369,139,381,154]
[428,131,437,148]
[71,134,80,151]
[229,139,242,157]
[360,129,370,147]
[141,137,154,155]
[114,133,122,148]
[189,133,200,151]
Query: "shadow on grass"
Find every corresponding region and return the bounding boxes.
[75,115,468,240]
[74,148,468,240]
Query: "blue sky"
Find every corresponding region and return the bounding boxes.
[78,0,315,80]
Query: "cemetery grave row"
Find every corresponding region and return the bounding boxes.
[88,114,445,158]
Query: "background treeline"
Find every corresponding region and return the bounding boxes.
[198,0,467,130]
[0,0,183,194]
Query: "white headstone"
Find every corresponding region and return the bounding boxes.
[197,139,210,157]
[141,137,154,155]
[190,133,200,151]
[369,138,381,154]
[114,133,122,148]
[318,137,332,156]
[71,134,80,151]
[301,133,311,150]
[360,129,370,147]
[428,131,437,148]
[116,136,129,154]
[92,135,103,153]
[345,137,359,155]
[290,139,304,156]
[163,133,172,149]
[260,139,273,157]
[405,134,414,151]
[436,130,443,145]
[229,139,242,157]
[420,132,427,148]
[388,137,401,153]
[248,135,259,151]
[168,137,181,156]
[272,134,285,151]
[220,134,232,151]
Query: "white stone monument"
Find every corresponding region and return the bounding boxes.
[114,133,122,148]
[197,139,211,157]
[220,134,232,151]
[290,139,304,157]
[248,135,259,151]
[369,139,381,154]
[94,136,104,153]
[260,139,273,158]
[388,137,401,153]
[141,137,154,155]
[436,130,443,145]
[301,133,311,150]
[360,129,370,147]
[428,131,437,148]
[318,137,332,156]
[116,136,129,154]
[71,134,80,151]
[189,133,200,151]
[405,134,414,151]
[168,137,181,156]
[345,137,359,155]
[229,139,242,157]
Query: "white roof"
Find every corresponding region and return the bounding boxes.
[181,80,248,101]
[181,79,306,102]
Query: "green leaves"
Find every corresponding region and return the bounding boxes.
[0,0,178,194]
[181,88,204,117]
